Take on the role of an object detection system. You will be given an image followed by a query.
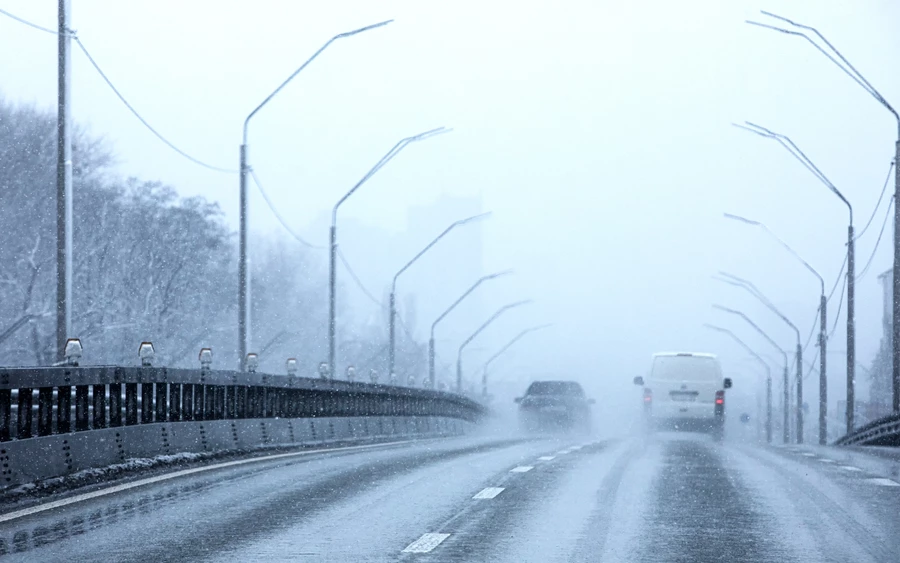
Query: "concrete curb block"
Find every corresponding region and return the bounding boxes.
[0,416,469,491]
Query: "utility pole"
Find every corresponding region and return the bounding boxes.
[847,225,855,433]
[238,145,249,370]
[819,296,827,444]
[894,137,900,413]
[56,0,73,364]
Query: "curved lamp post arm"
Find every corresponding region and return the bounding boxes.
[332,127,449,224]
[735,122,852,222]
[458,300,533,357]
[242,20,392,143]
[430,270,513,340]
[713,305,788,366]
[717,272,800,342]
[748,11,899,129]
[483,324,552,376]
[724,213,825,296]
[392,212,491,292]
[704,324,771,381]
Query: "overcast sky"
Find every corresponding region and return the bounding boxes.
[2,0,899,408]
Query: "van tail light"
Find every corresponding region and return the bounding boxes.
[643,388,652,403]
[715,390,725,405]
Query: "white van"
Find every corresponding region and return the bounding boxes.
[633,352,732,435]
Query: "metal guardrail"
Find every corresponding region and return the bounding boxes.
[0,366,487,442]
[834,412,900,447]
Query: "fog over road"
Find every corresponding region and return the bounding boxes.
[1,427,898,562]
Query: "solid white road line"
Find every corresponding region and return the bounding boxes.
[840,466,862,472]
[537,456,556,461]
[402,533,451,553]
[866,478,900,487]
[509,466,534,473]
[0,439,417,524]
[472,487,505,499]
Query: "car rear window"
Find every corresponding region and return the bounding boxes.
[650,355,721,380]
[526,381,584,396]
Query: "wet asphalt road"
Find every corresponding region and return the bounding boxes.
[1,431,899,562]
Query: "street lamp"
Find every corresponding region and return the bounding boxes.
[716,271,804,443]
[328,127,449,377]
[712,304,787,444]
[456,300,532,393]
[481,324,552,398]
[735,121,855,436]
[429,270,512,387]
[748,10,900,414]
[724,212,829,445]
[704,323,773,444]
[388,212,491,379]
[237,19,392,370]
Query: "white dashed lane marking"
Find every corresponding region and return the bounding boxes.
[538,456,556,461]
[866,477,900,487]
[402,533,451,553]
[818,459,835,463]
[472,487,505,499]
[840,466,862,472]
[801,453,816,457]
[510,466,534,473]
[866,478,900,487]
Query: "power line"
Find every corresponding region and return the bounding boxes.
[248,168,323,249]
[829,274,847,340]
[73,37,236,173]
[855,160,895,240]
[0,7,57,35]
[336,248,383,308]
[856,196,894,281]
[0,8,235,174]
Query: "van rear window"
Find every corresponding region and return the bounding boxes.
[650,356,721,380]
[526,381,584,396]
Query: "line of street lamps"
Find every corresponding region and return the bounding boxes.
[328,127,449,379]
[237,19,393,371]
[41,6,548,393]
[715,272,803,442]
[723,212,829,444]
[388,213,491,379]
[735,121,854,437]
[704,324,773,444]
[743,10,900,430]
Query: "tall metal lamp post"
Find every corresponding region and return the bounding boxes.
[456,300,532,393]
[388,212,490,380]
[237,19,392,370]
[724,212,828,444]
[748,9,900,417]
[328,127,448,377]
[429,271,512,387]
[704,323,773,444]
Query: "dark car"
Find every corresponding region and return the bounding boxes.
[515,380,594,434]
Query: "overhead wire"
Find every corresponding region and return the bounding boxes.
[336,248,383,308]
[856,196,895,281]
[855,161,895,240]
[0,7,57,34]
[0,8,235,173]
[248,168,323,249]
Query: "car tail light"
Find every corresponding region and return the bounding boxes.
[715,390,725,405]
[643,388,652,403]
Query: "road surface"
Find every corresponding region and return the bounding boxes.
[1,431,898,562]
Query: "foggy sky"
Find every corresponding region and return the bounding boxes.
[2,0,899,410]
